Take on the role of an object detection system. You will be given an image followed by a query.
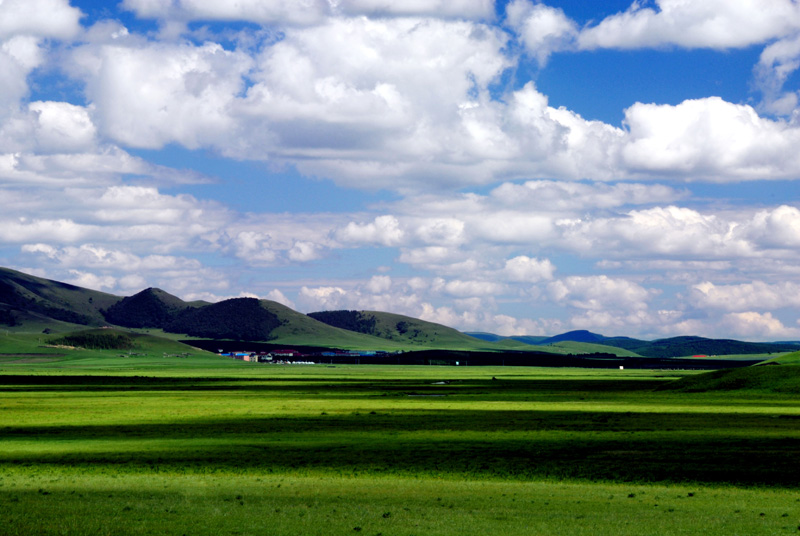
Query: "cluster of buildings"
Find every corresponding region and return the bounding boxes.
[219,349,391,365]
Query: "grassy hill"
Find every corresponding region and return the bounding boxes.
[0,267,120,330]
[758,350,800,365]
[545,341,642,357]
[601,335,795,358]
[104,288,196,328]
[658,362,800,393]
[306,310,534,351]
[0,328,234,372]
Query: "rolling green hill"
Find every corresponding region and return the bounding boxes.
[658,362,800,393]
[546,340,642,357]
[104,288,196,328]
[307,309,497,349]
[615,336,794,358]
[0,267,120,330]
[0,266,793,358]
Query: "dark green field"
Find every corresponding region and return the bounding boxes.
[2,345,800,534]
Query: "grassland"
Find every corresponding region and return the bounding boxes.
[2,339,800,535]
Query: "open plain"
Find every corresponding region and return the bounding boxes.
[2,339,800,535]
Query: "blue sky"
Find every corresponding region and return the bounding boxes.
[3,0,800,340]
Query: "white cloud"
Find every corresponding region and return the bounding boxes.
[566,206,752,258]
[65,270,117,291]
[744,205,800,248]
[0,218,91,243]
[0,36,44,111]
[122,0,495,26]
[489,180,685,211]
[288,240,322,262]
[719,311,800,339]
[398,246,460,267]
[337,215,404,246]
[71,40,253,149]
[622,97,800,180]
[0,0,82,40]
[578,0,800,50]
[265,288,296,309]
[443,279,505,298]
[505,0,577,64]
[690,280,800,311]
[755,33,800,115]
[21,243,203,272]
[298,285,348,311]
[29,102,97,154]
[232,231,278,264]
[503,255,555,282]
[365,275,392,293]
[414,218,466,246]
[548,275,655,312]
[335,0,495,20]
[121,0,330,26]
[56,15,800,191]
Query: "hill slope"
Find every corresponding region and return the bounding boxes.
[307,310,503,349]
[104,288,195,328]
[0,267,120,330]
[658,363,800,394]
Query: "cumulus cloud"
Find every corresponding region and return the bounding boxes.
[298,285,348,311]
[70,39,253,149]
[121,0,330,26]
[337,215,404,246]
[50,11,800,191]
[29,102,97,153]
[690,280,800,311]
[718,311,800,339]
[122,0,495,26]
[578,0,800,50]
[505,0,577,64]
[0,36,44,112]
[21,243,203,272]
[443,279,505,297]
[566,206,752,258]
[621,97,800,180]
[548,275,655,312]
[288,240,322,262]
[744,205,800,248]
[265,288,296,309]
[754,33,800,115]
[0,0,82,40]
[65,269,117,291]
[365,275,392,293]
[503,256,555,282]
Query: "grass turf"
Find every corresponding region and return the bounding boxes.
[2,356,800,534]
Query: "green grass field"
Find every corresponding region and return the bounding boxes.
[2,339,800,535]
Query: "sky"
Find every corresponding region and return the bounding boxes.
[3,0,800,341]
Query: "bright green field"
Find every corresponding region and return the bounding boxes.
[2,345,800,535]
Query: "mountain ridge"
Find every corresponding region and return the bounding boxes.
[1,266,797,356]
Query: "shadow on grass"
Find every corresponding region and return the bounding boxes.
[3,409,799,487]
[0,375,668,395]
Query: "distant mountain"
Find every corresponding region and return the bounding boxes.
[308,310,490,348]
[465,328,796,358]
[539,330,605,345]
[466,332,550,345]
[464,332,506,342]
[2,266,798,357]
[618,336,796,358]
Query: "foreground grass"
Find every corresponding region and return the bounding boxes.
[2,360,799,534]
[3,470,799,536]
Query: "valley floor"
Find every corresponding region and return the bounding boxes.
[1,362,799,534]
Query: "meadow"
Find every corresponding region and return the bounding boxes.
[2,339,800,534]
